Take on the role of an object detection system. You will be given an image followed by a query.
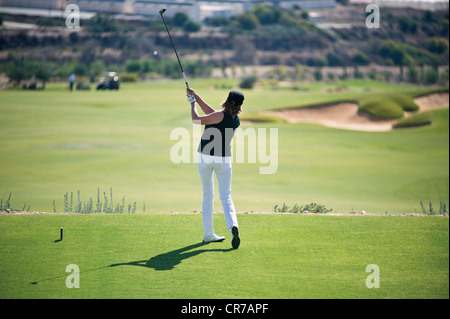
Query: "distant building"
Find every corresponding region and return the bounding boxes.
[74,1,127,14]
[133,1,199,19]
[0,0,337,22]
[0,0,65,10]
[349,0,449,11]
[276,0,336,10]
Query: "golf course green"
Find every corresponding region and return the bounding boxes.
[0,79,449,299]
[0,79,448,214]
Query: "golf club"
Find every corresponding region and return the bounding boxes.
[159,8,189,89]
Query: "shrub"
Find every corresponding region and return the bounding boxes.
[239,75,258,89]
[118,72,138,82]
[125,60,142,73]
[76,81,91,90]
[0,193,30,212]
[59,187,139,214]
[183,20,201,32]
[273,202,332,214]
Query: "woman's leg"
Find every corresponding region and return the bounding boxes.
[215,162,238,233]
[198,159,215,238]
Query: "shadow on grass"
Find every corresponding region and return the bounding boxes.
[110,242,234,271]
[30,242,233,285]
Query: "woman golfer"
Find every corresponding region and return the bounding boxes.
[187,88,244,249]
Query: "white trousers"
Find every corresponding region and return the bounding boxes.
[198,153,238,237]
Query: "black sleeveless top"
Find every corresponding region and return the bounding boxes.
[198,111,240,157]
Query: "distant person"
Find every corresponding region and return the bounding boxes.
[68,73,76,91]
[187,87,244,249]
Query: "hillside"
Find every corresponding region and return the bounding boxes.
[0,4,448,85]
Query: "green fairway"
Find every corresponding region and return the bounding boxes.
[0,213,447,299]
[0,79,448,214]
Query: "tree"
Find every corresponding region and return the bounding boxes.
[4,60,51,88]
[74,63,88,77]
[125,60,141,73]
[313,68,323,81]
[4,61,26,83]
[69,32,78,45]
[173,12,188,27]
[352,51,370,66]
[315,57,326,68]
[173,12,201,32]
[85,13,119,33]
[379,40,407,81]
[89,60,105,82]
[33,62,51,88]
[183,20,201,32]
[406,64,419,83]
[427,37,449,55]
[235,13,260,31]
[396,16,417,33]
[379,40,404,66]
[253,4,281,25]
[327,52,344,67]
[424,68,438,84]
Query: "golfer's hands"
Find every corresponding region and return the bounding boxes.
[186,88,196,104]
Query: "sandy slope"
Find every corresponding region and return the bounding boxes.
[266,93,449,132]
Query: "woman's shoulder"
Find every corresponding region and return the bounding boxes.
[224,112,239,128]
[223,111,239,119]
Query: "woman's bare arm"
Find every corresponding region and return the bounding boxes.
[187,88,215,115]
[191,102,224,125]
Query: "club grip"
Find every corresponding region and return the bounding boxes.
[183,72,189,88]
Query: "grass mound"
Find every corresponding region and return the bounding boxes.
[359,93,419,119]
[393,112,433,129]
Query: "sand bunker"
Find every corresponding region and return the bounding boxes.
[266,93,448,132]
[268,103,396,132]
[413,93,449,111]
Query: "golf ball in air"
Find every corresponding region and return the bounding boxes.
[153,51,158,56]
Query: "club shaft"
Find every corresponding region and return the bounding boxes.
[161,14,189,88]
[182,72,189,88]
